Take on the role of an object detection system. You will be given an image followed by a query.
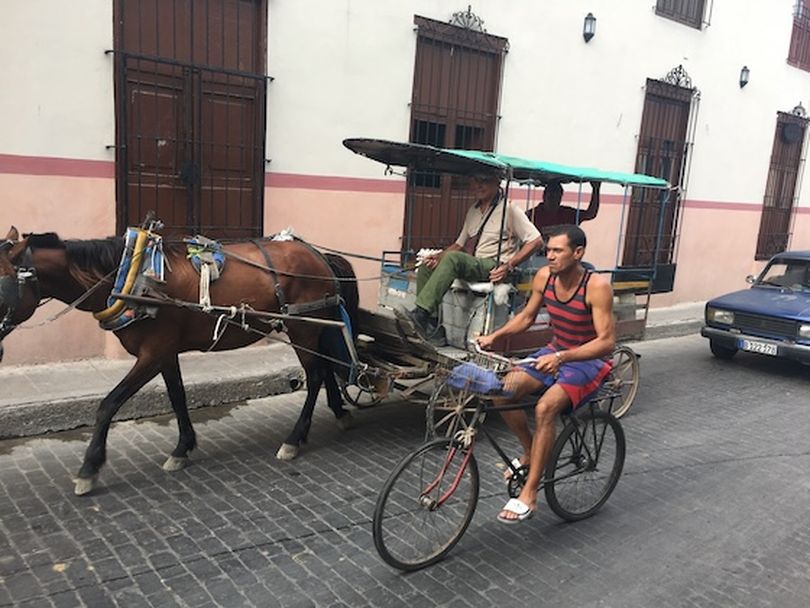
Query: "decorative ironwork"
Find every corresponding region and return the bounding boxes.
[662,64,694,89]
[449,5,486,32]
[792,102,807,118]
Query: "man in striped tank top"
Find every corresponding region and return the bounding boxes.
[477,224,616,524]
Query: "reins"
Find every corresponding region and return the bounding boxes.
[113,291,360,371]
[13,266,118,330]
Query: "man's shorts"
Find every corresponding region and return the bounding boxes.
[517,346,612,409]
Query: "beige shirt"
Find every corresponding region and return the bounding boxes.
[455,199,541,261]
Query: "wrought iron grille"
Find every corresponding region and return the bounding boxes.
[623,75,699,270]
[755,112,808,260]
[403,13,507,254]
[655,0,707,29]
[789,0,810,71]
[113,0,268,239]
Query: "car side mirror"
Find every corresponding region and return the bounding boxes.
[745,274,755,284]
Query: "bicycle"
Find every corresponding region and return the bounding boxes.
[372,347,627,571]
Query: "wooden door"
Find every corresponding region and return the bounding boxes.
[114,0,267,239]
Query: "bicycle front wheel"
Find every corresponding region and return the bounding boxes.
[544,410,625,522]
[373,438,479,571]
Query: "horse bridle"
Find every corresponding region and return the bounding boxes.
[0,239,40,341]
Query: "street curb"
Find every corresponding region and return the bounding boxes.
[0,318,701,439]
[641,319,704,342]
[0,364,305,439]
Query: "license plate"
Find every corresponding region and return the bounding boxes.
[738,339,778,356]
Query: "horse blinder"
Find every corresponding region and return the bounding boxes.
[0,248,40,345]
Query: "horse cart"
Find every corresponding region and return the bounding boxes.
[337,138,673,424]
[0,136,671,498]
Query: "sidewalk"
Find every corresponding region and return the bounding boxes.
[0,302,705,439]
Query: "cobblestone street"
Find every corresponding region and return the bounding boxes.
[2,334,810,607]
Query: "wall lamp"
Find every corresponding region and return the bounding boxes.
[739,65,750,88]
[583,12,596,43]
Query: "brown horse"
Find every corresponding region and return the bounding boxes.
[0,226,359,495]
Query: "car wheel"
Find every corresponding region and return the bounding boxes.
[710,340,737,360]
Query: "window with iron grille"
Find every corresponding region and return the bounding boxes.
[655,0,707,29]
[789,1,810,71]
[622,67,699,295]
[403,13,507,253]
[755,112,808,260]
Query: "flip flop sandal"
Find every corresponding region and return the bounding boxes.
[497,498,534,524]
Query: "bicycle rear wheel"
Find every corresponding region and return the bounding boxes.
[373,438,479,571]
[544,410,625,522]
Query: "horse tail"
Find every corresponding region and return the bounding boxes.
[324,253,359,339]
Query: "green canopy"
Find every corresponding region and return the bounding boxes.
[344,138,670,189]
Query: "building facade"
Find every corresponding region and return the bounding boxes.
[1,0,809,363]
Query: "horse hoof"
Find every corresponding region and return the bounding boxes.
[162,456,189,472]
[276,443,299,460]
[73,476,98,496]
[336,411,355,431]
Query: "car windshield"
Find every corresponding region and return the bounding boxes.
[757,259,810,292]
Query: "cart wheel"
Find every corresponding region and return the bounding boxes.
[340,370,388,408]
[598,345,640,419]
[425,379,481,440]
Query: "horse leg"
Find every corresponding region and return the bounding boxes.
[74,357,161,496]
[161,354,197,472]
[276,359,323,461]
[323,362,354,431]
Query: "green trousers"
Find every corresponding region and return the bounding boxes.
[415,251,497,315]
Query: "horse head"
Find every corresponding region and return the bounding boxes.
[0,227,40,362]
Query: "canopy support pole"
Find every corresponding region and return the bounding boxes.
[485,170,512,336]
[651,188,671,284]
[614,185,630,269]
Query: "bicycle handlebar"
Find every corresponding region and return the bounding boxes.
[469,340,537,368]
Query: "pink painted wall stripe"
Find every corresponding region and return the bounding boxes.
[1,153,808,215]
[265,171,405,193]
[0,153,115,179]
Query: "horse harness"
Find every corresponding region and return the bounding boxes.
[0,240,40,341]
[249,239,343,318]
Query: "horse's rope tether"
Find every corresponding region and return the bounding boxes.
[158,237,392,282]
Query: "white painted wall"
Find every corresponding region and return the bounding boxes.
[266,0,810,208]
[2,0,806,205]
[0,0,114,161]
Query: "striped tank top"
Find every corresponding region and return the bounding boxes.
[544,270,597,350]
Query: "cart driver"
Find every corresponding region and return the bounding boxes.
[397,174,543,346]
[528,180,601,235]
[476,224,616,524]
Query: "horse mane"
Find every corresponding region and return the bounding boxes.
[64,237,125,287]
[26,232,125,288]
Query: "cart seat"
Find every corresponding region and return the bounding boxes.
[450,279,495,294]
[450,280,515,305]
